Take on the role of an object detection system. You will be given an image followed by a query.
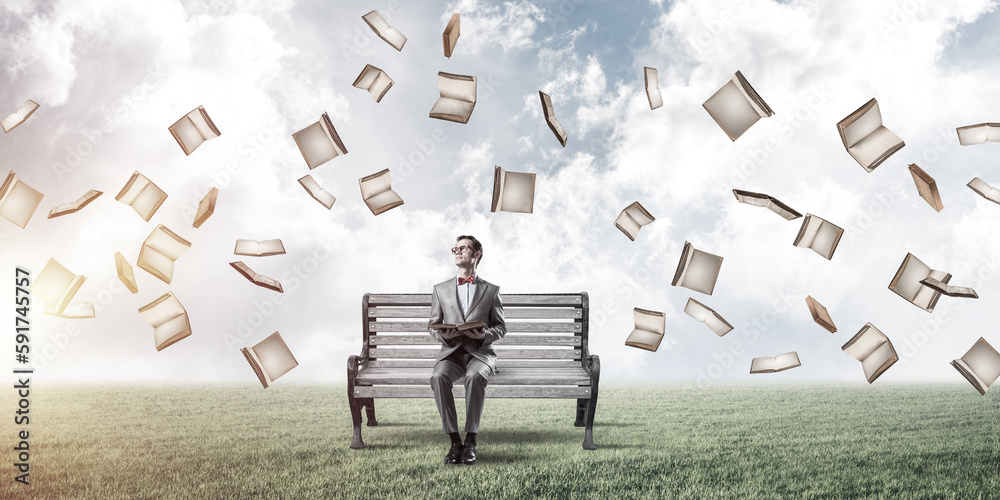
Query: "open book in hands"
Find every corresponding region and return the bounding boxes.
[429,321,487,339]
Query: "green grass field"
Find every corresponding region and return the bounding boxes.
[2,384,999,499]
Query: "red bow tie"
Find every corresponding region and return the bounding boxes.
[458,276,475,285]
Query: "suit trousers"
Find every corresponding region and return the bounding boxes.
[430,349,491,434]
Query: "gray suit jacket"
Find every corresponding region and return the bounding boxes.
[428,276,506,373]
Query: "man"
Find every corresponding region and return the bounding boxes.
[428,235,506,466]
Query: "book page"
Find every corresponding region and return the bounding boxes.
[775,352,801,371]
[253,332,298,382]
[146,225,192,260]
[679,248,722,295]
[31,258,83,312]
[360,170,392,199]
[139,292,185,328]
[633,307,665,335]
[842,323,886,361]
[625,328,662,350]
[498,171,535,213]
[624,202,654,225]
[839,99,881,149]
[861,341,896,382]
[750,357,775,373]
[890,253,932,302]
[703,80,761,141]
[614,211,640,240]
[438,73,476,102]
[0,176,44,228]
[962,338,1000,388]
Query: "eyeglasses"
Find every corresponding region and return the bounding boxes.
[451,245,473,255]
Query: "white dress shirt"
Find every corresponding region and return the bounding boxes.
[456,274,477,318]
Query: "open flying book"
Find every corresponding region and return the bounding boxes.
[0,171,44,229]
[430,72,477,124]
[2,99,39,133]
[48,189,102,218]
[805,295,836,333]
[908,164,943,212]
[539,91,567,147]
[793,214,844,260]
[362,10,407,51]
[614,201,655,241]
[243,332,299,388]
[138,224,192,284]
[31,258,89,317]
[352,64,393,103]
[298,175,335,209]
[443,13,460,58]
[360,169,403,215]
[138,292,191,351]
[919,277,978,299]
[951,337,1000,395]
[491,166,535,214]
[956,123,1000,146]
[671,241,723,295]
[624,307,666,352]
[428,321,487,331]
[702,70,773,141]
[235,239,285,257]
[836,98,904,172]
[750,352,800,373]
[230,261,283,293]
[193,187,218,228]
[644,67,662,110]
[115,171,167,222]
[888,252,951,312]
[732,189,802,220]
[292,112,348,169]
[967,177,1000,205]
[683,298,733,336]
[114,251,138,294]
[842,323,897,383]
[168,105,220,156]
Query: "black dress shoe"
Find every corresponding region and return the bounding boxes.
[460,443,477,465]
[444,442,464,465]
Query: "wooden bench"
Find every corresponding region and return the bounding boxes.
[347,292,600,450]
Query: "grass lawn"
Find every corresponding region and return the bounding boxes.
[2,384,999,499]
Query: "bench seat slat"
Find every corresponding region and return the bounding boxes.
[365,359,584,369]
[367,294,584,307]
[370,348,580,359]
[357,368,591,385]
[370,334,581,346]
[368,307,583,319]
[371,321,582,333]
[353,386,591,398]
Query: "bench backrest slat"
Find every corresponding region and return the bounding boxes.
[370,348,581,360]
[370,334,581,346]
[368,307,582,319]
[367,359,584,369]
[369,321,581,334]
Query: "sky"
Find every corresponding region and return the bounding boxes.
[2,0,1000,387]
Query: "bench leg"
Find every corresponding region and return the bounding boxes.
[349,391,365,449]
[582,356,600,450]
[363,398,379,426]
[574,398,587,427]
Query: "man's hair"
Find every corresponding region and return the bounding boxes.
[456,235,483,267]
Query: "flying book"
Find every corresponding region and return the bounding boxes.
[138,292,191,351]
[951,337,1000,395]
[624,307,666,352]
[362,10,407,51]
[31,258,87,316]
[360,169,403,215]
[683,298,733,336]
[842,323,897,383]
[193,187,218,228]
[243,332,299,388]
[352,64,393,103]
[292,112,348,170]
[967,177,1000,205]
[671,241,723,295]
[429,72,477,124]
[539,91,567,147]
[2,99,39,133]
[614,201,655,241]
[138,224,192,284]
[956,123,1000,146]
[443,13,460,58]
[702,70,773,141]
[428,321,487,331]
[235,239,285,256]
[48,189,102,218]
[919,277,978,299]
[732,189,802,220]
[168,105,220,156]
[0,171,44,229]
[888,253,951,312]
[115,171,167,222]
[750,352,800,373]
[230,261,283,293]
[298,175,335,209]
[836,98,904,172]
[114,251,139,294]
[644,67,662,110]
[44,302,95,319]
[491,166,535,214]
[793,214,844,260]
[907,164,943,212]
[805,295,836,333]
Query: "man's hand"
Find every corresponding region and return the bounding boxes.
[440,328,461,340]
[463,327,486,340]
